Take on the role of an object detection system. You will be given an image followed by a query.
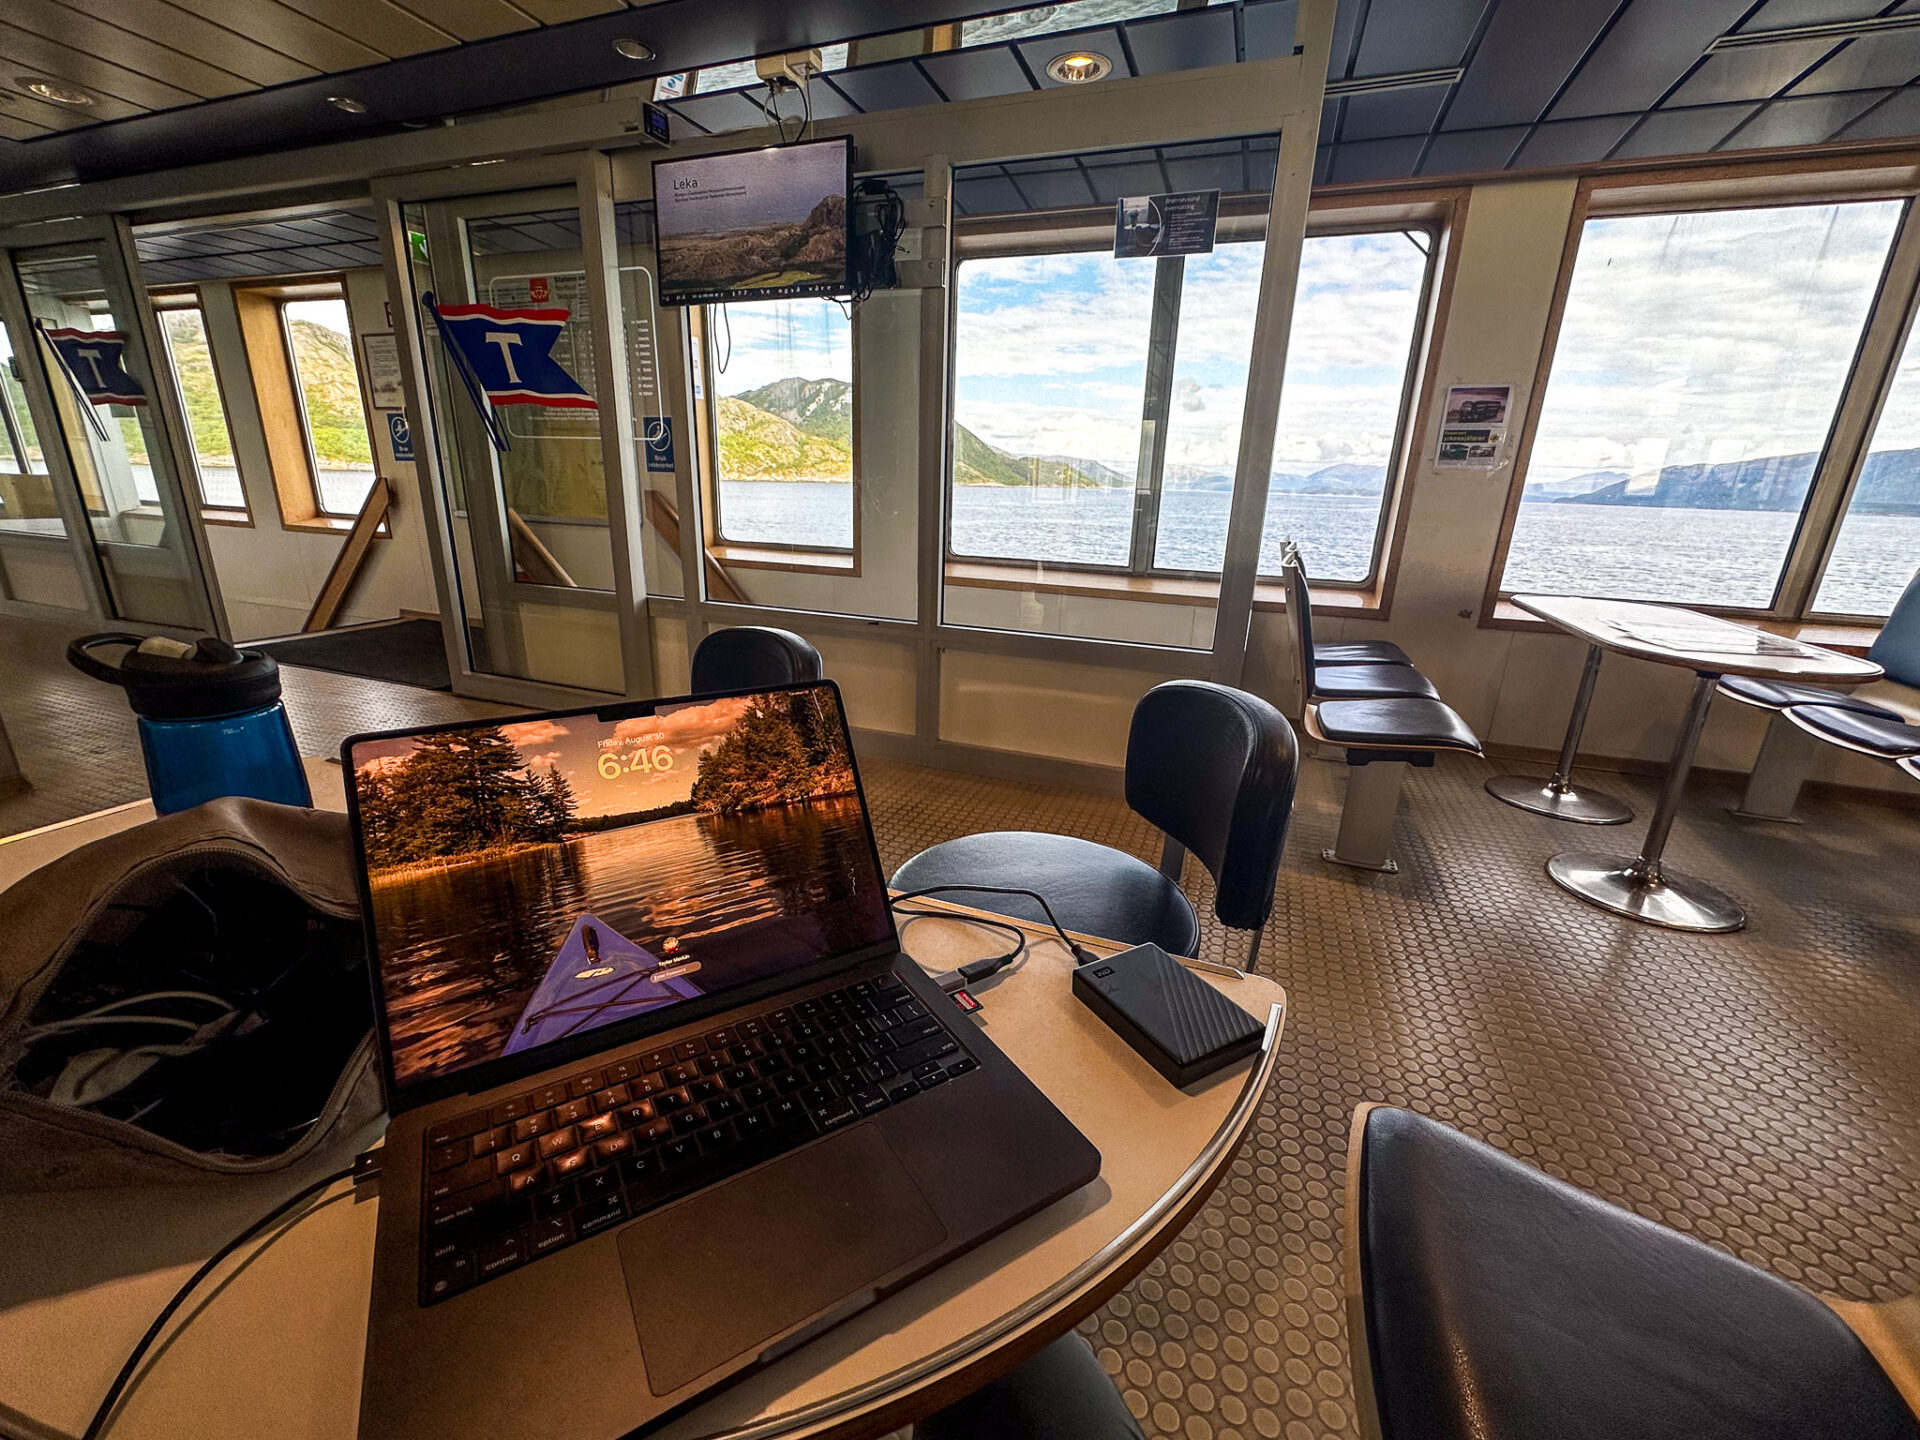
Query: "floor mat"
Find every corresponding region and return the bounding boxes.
[256,618,450,691]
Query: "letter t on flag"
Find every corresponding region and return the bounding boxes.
[420,295,595,453]
[39,325,147,407]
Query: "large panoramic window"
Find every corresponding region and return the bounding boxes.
[1815,312,1920,618]
[707,297,855,550]
[154,299,247,519]
[1499,201,1905,611]
[949,227,1432,583]
[280,293,375,518]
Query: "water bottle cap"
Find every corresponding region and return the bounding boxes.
[68,632,284,720]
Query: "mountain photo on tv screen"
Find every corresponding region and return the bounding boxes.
[654,137,852,307]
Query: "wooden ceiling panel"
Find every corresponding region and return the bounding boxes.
[0,84,147,127]
[380,0,539,43]
[164,0,392,72]
[276,0,457,57]
[0,21,200,111]
[0,113,54,141]
[7,0,254,99]
[512,0,629,24]
[79,0,321,88]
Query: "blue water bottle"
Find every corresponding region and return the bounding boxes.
[68,633,312,816]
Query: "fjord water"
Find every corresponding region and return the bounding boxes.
[718,481,1917,615]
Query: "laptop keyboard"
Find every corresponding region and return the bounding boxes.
[416,971,974,1305]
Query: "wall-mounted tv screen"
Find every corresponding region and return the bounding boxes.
[653,136,853,307]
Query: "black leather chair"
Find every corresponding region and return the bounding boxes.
[1276,539,1413,668]
[913,1334,1143,1440]
[1723,568,1920,818]
[689,626,823,693]
[1346,1104,1920,1440]
[1281,553,1433,702]
[890,680,1297,967]
[1784,704,1920,762]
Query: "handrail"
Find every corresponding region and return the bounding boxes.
[645,489,749,604]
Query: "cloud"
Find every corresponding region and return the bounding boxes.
[501,718,570,747]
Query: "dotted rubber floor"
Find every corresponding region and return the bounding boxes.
[861,753,1920,1440]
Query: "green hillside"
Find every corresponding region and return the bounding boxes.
[715,396,851,480]
[285,318,372,467]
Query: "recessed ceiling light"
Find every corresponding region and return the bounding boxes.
[327,95,368,114]
[612,38,654,61]
[1045,51,1112,84]
[20,77,93,106]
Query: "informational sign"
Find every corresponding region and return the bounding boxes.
[41,326,145,406]
[360,331,404,410]
[1114,190,1220,259]
[643,416,675,472]
[386,410,414,462]
[1436,384,1513,470]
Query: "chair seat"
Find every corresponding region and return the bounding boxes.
[1310,663,1439,702]
[890,831,1200,957]
[1359,1107,1920,1440]
[913,1334,1144,1440]
[1786,704,1920,759]
[1718,674,1898,719]
[1316,640,1412,667]
[1314,698,1480,752]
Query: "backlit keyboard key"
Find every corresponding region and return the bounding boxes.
[592,1085,627,1112]
[496,1143,537,1175]
[476,1233,525,1280]
[568,1071,603,1098]
[595,1134,632,1164]
[428,1142,468,1173]
[555,1098,591,1126]
[616,1101,657,1129]
[537,1128,576,1160]
[575,1192,627,1237]
[470,1125,509,1158]
[512,1112,552,1142]
[426,1109,490,1148]
[578,1112,616,1143]
[489,1094,531,1125]
[550,1149,590,1179]
[529,1215,572,1256]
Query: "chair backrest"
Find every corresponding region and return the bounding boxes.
[1868,568,1920,689]
[1280,550,1322,705]
[689,626,823,694]
[1125,679,1298,931]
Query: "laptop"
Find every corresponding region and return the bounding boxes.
[342,681,1101,1440]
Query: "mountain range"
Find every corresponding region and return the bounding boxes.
[721,377,1920,515]
[1534,448,1920,515]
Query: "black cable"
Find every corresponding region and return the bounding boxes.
[84,1163,359,1440]
[890,884,1102,988]
[891,900,1028,987]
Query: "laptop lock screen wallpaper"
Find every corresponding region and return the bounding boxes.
[350,686,893,1090]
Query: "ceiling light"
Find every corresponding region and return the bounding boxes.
[327,95,368,114]
[19,77,93,106]
[613,38,654,61]
[1709,11,1920,50]
[1046,51,1112,84]
[1324,66,1464,97]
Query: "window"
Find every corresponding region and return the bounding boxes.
[1814,312,1920,618]
[0,321,59,537]
[153,297,248,520]
[281,293,376,518]
[959,0,1180,46]
[948,226,1435,585]
[707,297,855,551]
[1498,200,1905,612]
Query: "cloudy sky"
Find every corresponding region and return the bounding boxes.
[710,296,850,399]
[1525,199,1907,490]
[952,232,1430,478]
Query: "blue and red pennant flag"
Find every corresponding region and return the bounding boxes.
[39,326,146,407]
[421,293,595,452]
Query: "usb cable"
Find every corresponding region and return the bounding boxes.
[890,884,1102,992]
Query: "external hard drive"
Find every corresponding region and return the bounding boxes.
[1071,943,1265,1087]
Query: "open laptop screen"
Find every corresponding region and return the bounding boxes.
[347,684,893,1093]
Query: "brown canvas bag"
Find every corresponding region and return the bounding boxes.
[0,797,384,1191]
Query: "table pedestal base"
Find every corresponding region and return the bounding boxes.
[1485,774,1633,825]
[1547,851,1746,933]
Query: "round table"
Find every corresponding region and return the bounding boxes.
[0,765,1286,1440]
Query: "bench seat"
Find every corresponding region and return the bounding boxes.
[1784,705,1920,761]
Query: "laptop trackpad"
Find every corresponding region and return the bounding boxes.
[618,1124,949,1397]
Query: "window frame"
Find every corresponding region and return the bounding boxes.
[943,196,1446,597]
[149,288,252,527]
[694,299,862,572]
[1481,160,1920,632]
